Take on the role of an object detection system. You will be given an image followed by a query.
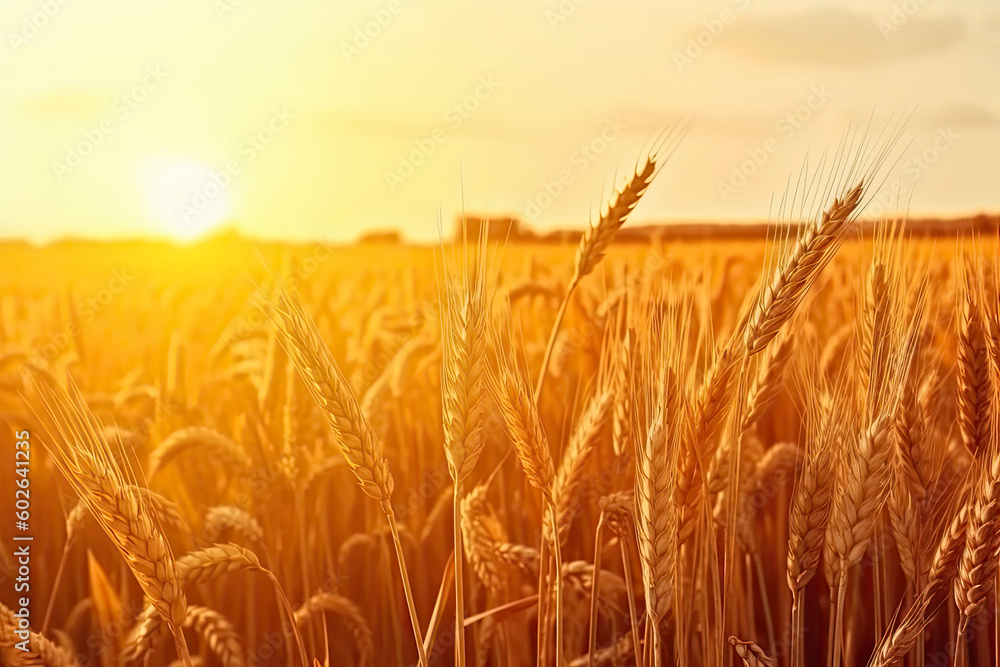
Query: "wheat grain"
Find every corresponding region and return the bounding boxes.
[729,636,775,667]
[183,606,245,667]
[148,427,252,479]
[30,375,192,664]
[294,592,374,660]
[745,182,863,355]
[203,506,264,544]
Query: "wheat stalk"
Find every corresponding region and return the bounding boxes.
[786,396,836,667]
[535,143,673,401]
[634,374,679,666]
[677,341,740,543]
[183,606,245,667]
[203,506,264,544]
[293,592,375,662]
[744,181,863,356]
[1,601,80,667]
[957,260,991,457]
[148,427,252,479]
[125,543,304,667]
[440,230,491,667]
[264,287,427,666]
[461,482,510,597]
[30,375,193,667]
[546,387,613,546]
[954,446,1000,631]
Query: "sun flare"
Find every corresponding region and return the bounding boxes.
[145,160,231,241]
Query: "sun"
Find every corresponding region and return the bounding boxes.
[144,160,231,241]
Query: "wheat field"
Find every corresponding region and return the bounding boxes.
[0,144,998,667]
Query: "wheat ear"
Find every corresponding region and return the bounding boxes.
[634,374,680,667]
[461,482,511,597]
[148,426,251,479]
[744,181,863,355]
[546,387,613,546]
[535,149,665,401]
[957,259,991,457]
[487,339,555,500]
[870,503,970,666]
[954,446,1000,632]
[440,228,491,667]
[203,505,264,544]
[1,601,80,667]
[43,486,185,636]
[677,341,740,543]
[293,592,375,662]
[264,288,427,666]
[183,606,245,667]
[30,375,192,667]
[787,397,836,667]
[124,543,304,667]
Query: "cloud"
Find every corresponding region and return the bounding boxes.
[923,104,998,127]
[981,13,1000,32]
[16,90,111,120]
[715,6,965,66]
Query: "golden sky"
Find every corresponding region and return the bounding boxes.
[1,0,998,243]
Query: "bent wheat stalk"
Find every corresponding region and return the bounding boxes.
[726,179,866,647]
[2,601,80,667]
[30,375,194,667]
[488,321,562,665]
[535,149,666,402]
[265,288,428,667]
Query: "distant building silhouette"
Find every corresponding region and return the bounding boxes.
[455,215,533,242]
[454,213,999,245]
[358,230,402,244]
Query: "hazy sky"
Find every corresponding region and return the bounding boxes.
[1,0,998,243]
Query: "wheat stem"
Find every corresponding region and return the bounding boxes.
[454,482,466,667]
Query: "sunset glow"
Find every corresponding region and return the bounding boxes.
[144,160,232,241]
[0,1,996,243]
[2,4,1000,667]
